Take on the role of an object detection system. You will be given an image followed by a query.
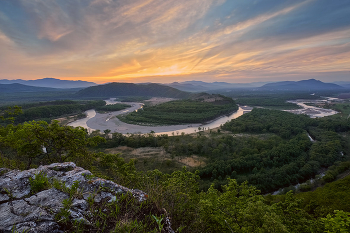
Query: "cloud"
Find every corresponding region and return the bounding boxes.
[0,0,349,82]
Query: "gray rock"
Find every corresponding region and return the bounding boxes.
[0,162,173,233]
[0,193,9,202]
[0,199,52,230]
[71,198,88,211]
[93,191,114,203]
[25,188,69,213]
[0,169,33,199]
[10,221,62,233]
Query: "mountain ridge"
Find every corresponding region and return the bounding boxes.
[259,79,344,91]
[165,81,268,92]
[76,82,191,98]
[0,78,96,89]
[0,83,60,93]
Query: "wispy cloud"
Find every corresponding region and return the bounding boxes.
[0,0,349,83]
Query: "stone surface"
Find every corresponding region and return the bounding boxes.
[0,162,174,233]
[25,188,69,213]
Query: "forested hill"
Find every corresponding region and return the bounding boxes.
[76,82,191,98]
[259,79,343,91]
[0,83,59,93]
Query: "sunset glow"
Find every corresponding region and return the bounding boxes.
[0,0,349,83]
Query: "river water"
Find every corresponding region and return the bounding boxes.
[69,97,338,135]
[68,98,252,135]
[285,100,338,118]
[68,109,96,133]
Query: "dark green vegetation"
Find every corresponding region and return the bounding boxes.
[0,89,79,106]
[296,174,350,217]
[98,108,350,193]
[235,97,301,109]
[117,96,151,102]
[1,97,350,232]
[119,94,238,125]
[76,82,191,99]
[95,103,131,112]
[0,100,106,123]
[1,120,104,169]
[329,102,350,118]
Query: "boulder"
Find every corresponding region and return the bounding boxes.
[0,162,174,233]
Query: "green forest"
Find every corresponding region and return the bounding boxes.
[0,100,106,123]
[1,99,350,232]
[118,95,238,125]
[95,103,131,112]
[96,108,350,194]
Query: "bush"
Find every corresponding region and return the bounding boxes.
[29,172,50,194]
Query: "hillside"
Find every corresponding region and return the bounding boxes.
[1,102,350,232]
[259,79,344,91]
[76,82,190,98]
[0,83,60,93]
[0,78,96,89]
[166,81,267,92]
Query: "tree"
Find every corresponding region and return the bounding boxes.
[0,106,22,124]
[322,210,350,233]
[104,129,111,138]
[3,120,105,168]
[199,179,288,232]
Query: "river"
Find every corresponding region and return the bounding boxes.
[285,100,338,118]
[68,98,252,135]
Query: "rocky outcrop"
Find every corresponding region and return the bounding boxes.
[0,162,174,233]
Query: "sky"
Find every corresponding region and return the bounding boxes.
[0,0,350,84]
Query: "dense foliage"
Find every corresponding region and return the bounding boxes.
[2,100,106,123]
[1,101,350,232]
[1,120,105,169]
[97,108,350,193]
[119,96,238,125]
[235,97,300,109]
[95,103,131,112]
[222,108,315,138]
[0,89,78,106]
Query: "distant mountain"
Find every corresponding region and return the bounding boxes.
[0,83,59,93]
[76,82,190,98]
[333,81,350,89]
[259,79,344,91]
[0,78,96,89]
[165,81,267,92]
